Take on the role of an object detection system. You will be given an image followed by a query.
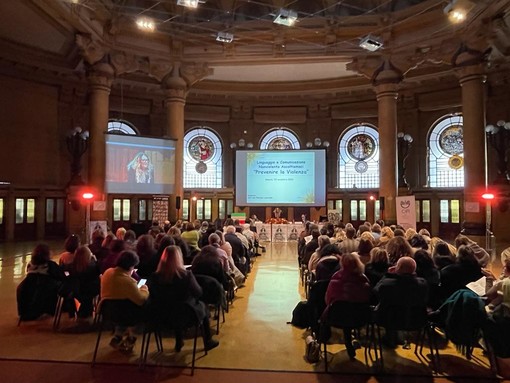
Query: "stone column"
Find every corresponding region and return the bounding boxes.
[375,82,400,224]
[347,57,403,224]
[456,64,487,233]
[163,64,187,222]
[87,63,114,221]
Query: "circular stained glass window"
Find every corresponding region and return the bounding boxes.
[354,160,368,173]
[439,125,463,155]
[347,134,375,160]
[195,161,208,174]
[188,136,214,162]
[268,137,292,150]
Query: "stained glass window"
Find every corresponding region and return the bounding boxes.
[260,128,300,150]
[428,115,464,188]
[338,125,379,189]
[107,120,138,135]
[184,127,223,188]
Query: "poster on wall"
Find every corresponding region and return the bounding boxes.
[272,224,288,242]
[89,220,108,243]
[287,223,301,241]
[258,223,271,242]
[152,196,169,225]
[396,195,416,231]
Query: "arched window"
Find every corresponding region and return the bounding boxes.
[107,120,138,135]
[260,128,300,150]
[183,127,223,188]
[338,124,379,189]
[428,114,464,188]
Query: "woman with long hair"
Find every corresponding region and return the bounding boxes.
[147,246,219,352]
[135,234,157,278]
[324,252,371,359]
[364,247,390,288]
[62,246,100,324]
[386,236,413,266]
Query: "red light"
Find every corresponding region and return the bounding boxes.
[482,193,495,200]
[82,192,94,200]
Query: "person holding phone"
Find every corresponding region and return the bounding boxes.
[100,251,149,353]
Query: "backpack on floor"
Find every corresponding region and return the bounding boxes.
[290,300,311,329]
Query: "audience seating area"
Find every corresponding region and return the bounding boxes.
[4,220,510,381]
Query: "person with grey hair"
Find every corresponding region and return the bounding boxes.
[224,225,248,275]
[208,233,230,273]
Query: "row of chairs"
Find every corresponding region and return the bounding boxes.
[317,291,496,374]
[92,274,233,375]
[319,300,439,372]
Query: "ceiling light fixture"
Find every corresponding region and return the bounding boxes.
[177,0,199,8]
[136,17,155,32]
[273,8,298,27]
[216,31,234,43]
[359,35,383,52]
[443,0,474,23]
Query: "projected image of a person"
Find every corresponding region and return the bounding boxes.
[127,152,154,184]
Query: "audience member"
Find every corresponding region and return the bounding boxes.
[17,244,65,321]
[147,245,219,352]
[100,250,149,353]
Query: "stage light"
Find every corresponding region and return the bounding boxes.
[216,32,234,43]
[273,8,298,27]
[359,35,383,52]
[443,0,474,24]
[177,0,199,8]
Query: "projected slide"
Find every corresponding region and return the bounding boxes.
[236,150,326,207]
[105,134,176,195]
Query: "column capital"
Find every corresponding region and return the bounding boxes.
[454,63,486,86]
[87,62,114,92]
[162,62,213,103]
[375,82,399,101]
[452,43,490,83]
[452,42,491,68]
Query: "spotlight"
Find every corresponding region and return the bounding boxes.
[443,0,474,23]
[273,8,298,27]
[177,0,199,8]
[216,32,234,43]
[359,35,383,52]
[136,17,155,32]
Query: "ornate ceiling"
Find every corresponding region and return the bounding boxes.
[0,0,510,98]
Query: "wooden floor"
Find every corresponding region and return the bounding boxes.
[0,240,507,382]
